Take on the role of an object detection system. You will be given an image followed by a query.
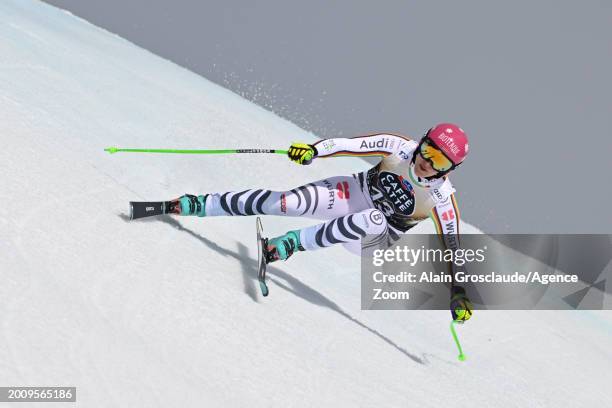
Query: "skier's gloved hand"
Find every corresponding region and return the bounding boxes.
[450,286,473,322]
[288,142,317,165]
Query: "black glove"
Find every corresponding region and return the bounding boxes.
[288,142,317,165]
[450,286,473,322]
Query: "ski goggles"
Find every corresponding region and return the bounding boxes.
[419,138,455,172]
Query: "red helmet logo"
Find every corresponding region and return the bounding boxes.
[427,123,469,165]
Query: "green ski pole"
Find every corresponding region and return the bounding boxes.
[104,147,288,155]
[450,320,466,361]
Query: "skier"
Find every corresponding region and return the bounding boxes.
[164,123,473,321]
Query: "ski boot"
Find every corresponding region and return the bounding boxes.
[169,194,207,216]
[265,230,304,262]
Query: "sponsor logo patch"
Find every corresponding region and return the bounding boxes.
[441,209,455,221]
[337,181,350,199]
[436,133,460,155]
[398,150,410,160]
[370,210,384,225]
[323,179,335,209]
[377,172,415,216]
[360,138,391,150]
[432,188,444,201]
[321,139,336,151]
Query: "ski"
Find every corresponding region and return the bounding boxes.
[129,200,176,220]
[256,217,269,297]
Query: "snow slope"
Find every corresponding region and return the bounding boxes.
[1,1,611,406]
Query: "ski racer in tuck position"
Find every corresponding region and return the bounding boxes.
[160,123,473,321]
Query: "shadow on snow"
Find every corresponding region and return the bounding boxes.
[121,213,425,365]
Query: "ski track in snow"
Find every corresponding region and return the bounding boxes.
[0,1,611,407]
